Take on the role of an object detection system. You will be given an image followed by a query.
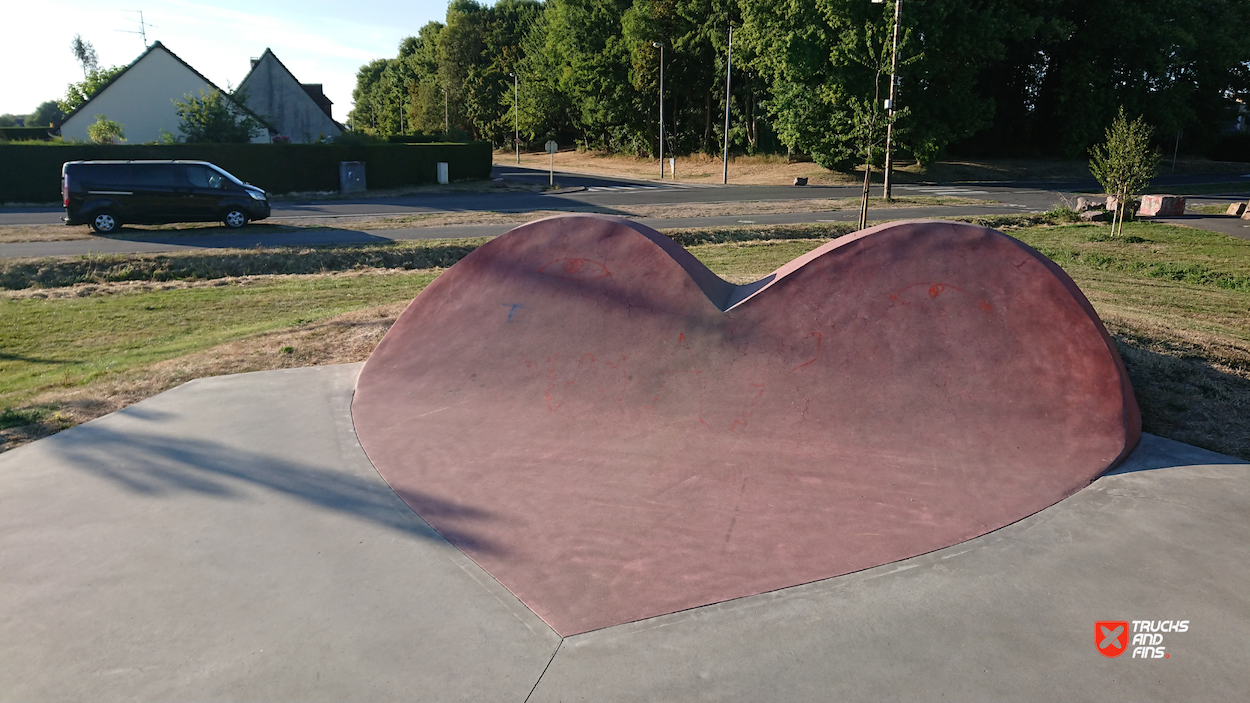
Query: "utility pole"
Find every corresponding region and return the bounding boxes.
[653,41,664,179]
[881,0,902,200]
[444,86,449,137]
[722,25,733,185]
[510,72,519,164]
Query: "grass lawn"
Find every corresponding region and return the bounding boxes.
[2,217,1247,459]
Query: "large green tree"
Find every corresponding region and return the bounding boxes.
[29,101,66,128]
[346,0,1250,163]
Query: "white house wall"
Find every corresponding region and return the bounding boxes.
[239,55,342,143]
[61,47,269,144]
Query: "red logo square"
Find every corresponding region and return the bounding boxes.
[1096,621,1129,657]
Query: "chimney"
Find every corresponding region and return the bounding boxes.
[250,57,260,70]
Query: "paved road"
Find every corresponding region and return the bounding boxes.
[6,203,1249,260]
[0,167,1062,226]
[4,165,1247,257]
[0,203,1040,259]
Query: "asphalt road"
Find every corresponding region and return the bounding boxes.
[2,165,1247,258]
[0,165,1063,226]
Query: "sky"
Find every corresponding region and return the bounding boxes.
[0,0,452,121]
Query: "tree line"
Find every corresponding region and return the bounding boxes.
[360,0,1246,167]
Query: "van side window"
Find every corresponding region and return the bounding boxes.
[133,165,178,187]
[84,165,132,186]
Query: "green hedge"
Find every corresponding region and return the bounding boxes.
[0,127,55,142]
[0,141,492,203]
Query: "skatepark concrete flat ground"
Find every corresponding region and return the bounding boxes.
[1,363,1246,701]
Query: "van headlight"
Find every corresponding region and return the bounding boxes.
[247,189,266,201]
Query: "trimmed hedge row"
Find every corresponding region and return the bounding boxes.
[0,141,493,203]
[0,127,55,142]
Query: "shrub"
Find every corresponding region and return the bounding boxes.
[86,115,124,145]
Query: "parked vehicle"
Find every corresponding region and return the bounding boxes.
[62,160,271,233]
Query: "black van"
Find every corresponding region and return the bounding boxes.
[62,160,271,233]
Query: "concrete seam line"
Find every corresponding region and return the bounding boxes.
[524,638,564,703]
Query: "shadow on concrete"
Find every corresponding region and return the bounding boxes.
[41,417,501,554]
[1105,435,1246,476]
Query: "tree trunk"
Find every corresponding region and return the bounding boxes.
[747,89,757,149]
[704,89,712,153]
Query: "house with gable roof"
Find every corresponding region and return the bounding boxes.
[58,42,273,144]
[237,49,343,143]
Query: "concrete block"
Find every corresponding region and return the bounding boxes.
[1074,196,1101,212]
[793,177,808,186]
[1139,194,1186,217]
[1230,202,1248,217]
[1105,195,1140,214]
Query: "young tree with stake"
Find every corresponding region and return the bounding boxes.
[1089,108,1159,238]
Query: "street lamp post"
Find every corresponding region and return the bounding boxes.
[722,25,733,185]
[874,0,903,200]
[653,41,664,180]
[509,72,519,164]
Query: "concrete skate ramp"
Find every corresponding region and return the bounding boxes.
[352,215,1141,636]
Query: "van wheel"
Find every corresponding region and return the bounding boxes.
[223,209,248,229]
[90,212,119,234]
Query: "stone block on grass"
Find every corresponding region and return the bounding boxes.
[1074,197,1101,212]
[1105,196,1140,214]
[1229,202,1247,217]
[1138,195,1186,217]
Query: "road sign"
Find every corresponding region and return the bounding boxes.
[545,141,558,185]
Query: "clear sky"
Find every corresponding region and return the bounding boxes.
[0,0,452,121]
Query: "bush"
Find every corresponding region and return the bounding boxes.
[0,141,493,202]
[173,89,263,144]
[86,115,125,145]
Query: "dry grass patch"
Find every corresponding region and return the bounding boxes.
[1,301,410,452]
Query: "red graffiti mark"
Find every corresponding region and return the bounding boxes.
[978,301,993,312]
[791,332,823,372]
[889,282,970,306]
[537,257,611,280]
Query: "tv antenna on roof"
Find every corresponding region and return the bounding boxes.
[117,10,157,48]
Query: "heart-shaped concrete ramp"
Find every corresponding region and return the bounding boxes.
[352,215,1140,636]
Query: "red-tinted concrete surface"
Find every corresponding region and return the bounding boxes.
[352,215,1141,636]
